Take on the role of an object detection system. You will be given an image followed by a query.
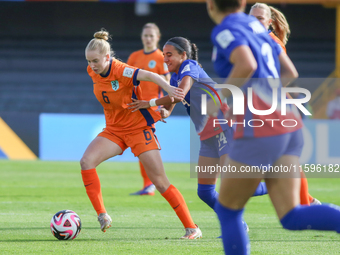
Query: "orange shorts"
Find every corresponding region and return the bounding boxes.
[98,127,161,157]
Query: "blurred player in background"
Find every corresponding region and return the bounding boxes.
[206,0,340,253]
[127,23,170,196]
[250,2,321,206]
[327,88,340,119]
[250,2,289,53]
[128,36,268,234]
[82,29,202,239]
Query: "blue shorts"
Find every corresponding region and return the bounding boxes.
[229,129,303,167]
[199,129,233,158]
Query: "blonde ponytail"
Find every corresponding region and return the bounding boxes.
[269,6,290,45]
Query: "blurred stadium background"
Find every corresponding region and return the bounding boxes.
[0,0,340,164]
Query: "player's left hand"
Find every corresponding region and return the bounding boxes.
[127,99,150,112]
[167,85,184,102]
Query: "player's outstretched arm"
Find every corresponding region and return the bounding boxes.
[128,75,193,112]
[136,69,184,101]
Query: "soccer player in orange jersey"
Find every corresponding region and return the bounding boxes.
[82,29,202,239]
[127,23,171,196]
[250,3,321,206]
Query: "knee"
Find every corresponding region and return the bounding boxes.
[152,178,170,193]
[147,173,170,193]
[80,155,93,170]
[154,182,169,194]
[197,184,215,201]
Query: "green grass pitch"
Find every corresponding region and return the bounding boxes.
[0,160,339,254]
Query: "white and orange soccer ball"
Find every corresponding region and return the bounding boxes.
[50,210,82,240]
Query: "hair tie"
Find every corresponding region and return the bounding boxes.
[165,41,185,52]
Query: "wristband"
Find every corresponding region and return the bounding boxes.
[149,98,157,107]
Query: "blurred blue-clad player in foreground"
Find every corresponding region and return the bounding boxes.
[206,0,340,253]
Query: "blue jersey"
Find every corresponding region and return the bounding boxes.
[211,12,302,138]
[170,59,229,140]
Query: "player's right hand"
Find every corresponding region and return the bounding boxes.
[155,107,170,123]
[127,99,150,112]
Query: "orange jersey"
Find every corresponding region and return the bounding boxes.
[87,58,161,133]
[269,32,286,53]
[127,49,169,101]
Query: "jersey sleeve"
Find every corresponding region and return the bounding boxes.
[211,27,249,62]
[113,60,140,87]
[273,40,283,56]
[170,75,177,87]
[178,60,199,81]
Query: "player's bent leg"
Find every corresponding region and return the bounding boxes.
[138,150,170,193]
[215,158,262,255]
[139,150,201,238]
[268,155,340,233]
[218,159,262,210]
[265,155,301,219]
[197,156,219,210]
[80,136,123,170]
[80,136,122,232]
[280,205,340,233]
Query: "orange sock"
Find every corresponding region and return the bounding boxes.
[300,169,310,206]
[81,168,106,215]
[139,161,153,188]
[308,194,314,203]
[161,184,196,229]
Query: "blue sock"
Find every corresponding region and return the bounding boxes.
[197,184,218,211]
[281,204,340,233]
[215,201,250,255]
[252,182,268,196]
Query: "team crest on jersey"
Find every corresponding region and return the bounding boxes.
[111,80,119,91]
[181,64,190,74]
[148,60,156,69]
[216,29,235,49]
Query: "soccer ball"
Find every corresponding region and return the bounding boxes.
[50,210,82,240]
